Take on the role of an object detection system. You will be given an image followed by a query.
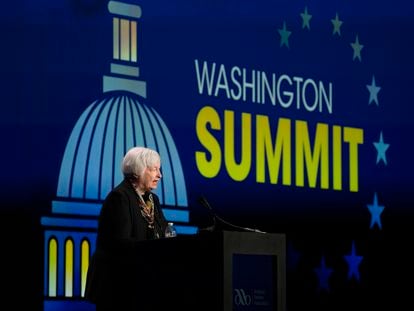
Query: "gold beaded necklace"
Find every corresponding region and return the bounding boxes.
[136,191,155,228]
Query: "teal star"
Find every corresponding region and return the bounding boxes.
[278,21,291,48]
[350,34,364,61]
[366,75,381,105]
[344,241,363,281]
[331,13,343,36]
[367,192,385,229]
[314,256,333,292]
[373,131,390,165]
[300,6,312,30]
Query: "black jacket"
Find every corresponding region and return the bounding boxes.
[85,179,168,309]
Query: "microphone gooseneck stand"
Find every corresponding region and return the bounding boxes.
[198,195,267,234]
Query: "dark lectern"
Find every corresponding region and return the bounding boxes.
[133,230,286,311]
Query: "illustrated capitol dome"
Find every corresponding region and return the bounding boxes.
[40,2,195,308]
[56,92,188,207]
[56,0,187,207]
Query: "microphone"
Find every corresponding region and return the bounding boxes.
[198,195,266,234]
[198,195,217,232]
[198,195,213,212]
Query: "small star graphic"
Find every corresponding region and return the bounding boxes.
[350,34,364,61]
[367,192,385,229]
[287,241,301,271]
[344,241,363,281]
[366,75,381,106]
[373,131,390,165]
[314,256,333,292]
[300,6,312,30]
[331,13,343,36]
[278,21,291,48]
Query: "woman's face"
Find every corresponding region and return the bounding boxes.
[138,162,162,192]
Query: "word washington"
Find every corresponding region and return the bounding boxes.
[194,59,333,114]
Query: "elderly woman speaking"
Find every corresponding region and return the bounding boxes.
[85,146,169,310]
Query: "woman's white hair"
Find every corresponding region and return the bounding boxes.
[121,146,160,178]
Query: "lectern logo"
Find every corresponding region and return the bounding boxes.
[234,288,251,306]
